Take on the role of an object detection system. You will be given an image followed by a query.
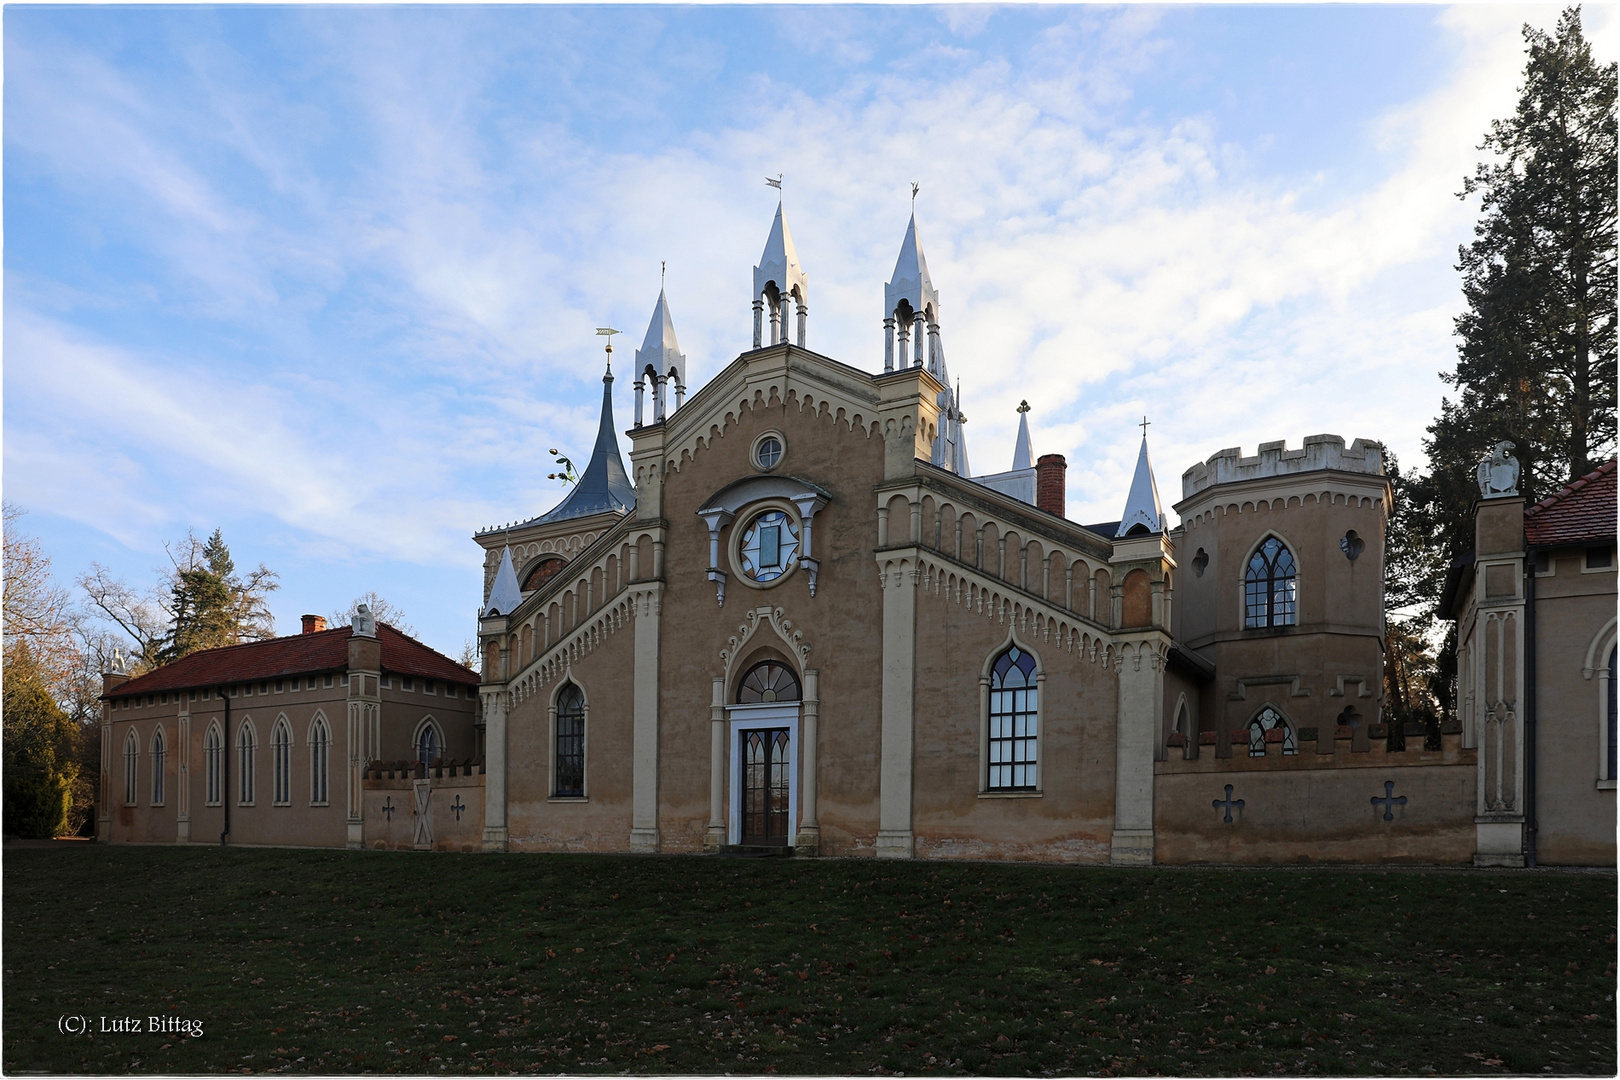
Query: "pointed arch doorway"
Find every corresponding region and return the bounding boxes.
[728,661,801,848]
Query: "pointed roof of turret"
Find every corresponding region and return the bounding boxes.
[753,200,809,304]
[533,364,636,525]
[1011,401,1034,471]
[483,545,523,617]
[885,212,940,322]
[1116,435,1166,537]
[635,287,686,384]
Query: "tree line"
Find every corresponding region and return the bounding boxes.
[1382,7,1616,741]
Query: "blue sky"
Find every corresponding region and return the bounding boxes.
[6,4,1615,658]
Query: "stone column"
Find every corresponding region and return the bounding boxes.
[654,374,668,423]
[630,584,663,852]
[633,375,645,427]
[346,634,382,850]
[913,313,925,366]
[753,299,764,349]
[877,557,918,858]
[705,676,726,852]
[780,296,791,344]
[1470,495,1527,866]
[798,668,820,854]
[796,298,807,347]
[98,708,112,842]
[482,690,509,851]
[1111,637,1164,864]
[768,296,780,344]
[896,316,910,366]
[883,317,895,372]
[927,320,940,373]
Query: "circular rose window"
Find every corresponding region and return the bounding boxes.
[738,509,800,583]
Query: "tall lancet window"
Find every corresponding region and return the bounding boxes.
[150,727,166,805]
[988,645,1039,791]
[123,730,139,806]
[204,723,223,806]
[1244,537,1297,629]
[238,722,257,806]
[554,685,585,797]
[309,717,331,805]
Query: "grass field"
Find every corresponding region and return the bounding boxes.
[2,845,1614,1076]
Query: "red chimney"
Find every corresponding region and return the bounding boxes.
[301,614,328,635]
[1036,454,1067,518]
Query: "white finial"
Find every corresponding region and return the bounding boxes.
[596,326,620,372]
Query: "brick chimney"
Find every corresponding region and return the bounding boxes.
[1036,454,1067,518]
[301,614,328,635]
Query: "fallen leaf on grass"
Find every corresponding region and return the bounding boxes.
[1264,966,1276,975]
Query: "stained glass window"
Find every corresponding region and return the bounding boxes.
[739,510,800,582]
[1244,538,1297,629]
[555,685,585,797]
[1247,706,1297,757]
[989,645,1039,790]
[738,661,801,704]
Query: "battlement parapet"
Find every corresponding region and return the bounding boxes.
[1181,435,1382,500]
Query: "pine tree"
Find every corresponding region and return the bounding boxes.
[154,529,278,664]
[1428,6,1617,547]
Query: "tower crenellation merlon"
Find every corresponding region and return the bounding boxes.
[1180,435,1382,500]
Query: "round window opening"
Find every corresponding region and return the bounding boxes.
[739,510,800,582]
[754,435,783,471]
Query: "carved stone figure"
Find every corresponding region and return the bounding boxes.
[1476,440,1521,498]
[352,603,377,638]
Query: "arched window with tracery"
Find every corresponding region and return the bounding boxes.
[555,685,585,797]
[416,721,441,767]
[309,716,330,805]
[1248,706,1297,757]
[1244,537,1297,629]
[271,719,293,805]
[122,730,139,806]
[150,727,166,805]
[238,722,257,805]
[988,644,1039,791]
[204,724,223,806]
[737,661,801,704]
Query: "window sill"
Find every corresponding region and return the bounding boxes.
[548,796,589,803]
[309,801,330,808]
[978,790,1043,799]
[1598,780,1616,791]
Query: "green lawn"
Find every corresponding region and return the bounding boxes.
[2,845,1614,1076]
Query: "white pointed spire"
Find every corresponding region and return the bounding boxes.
[483,545,523,617]
[1116,432,1166,537]
[885,212,939,328]
[1011,400,1034,471]
[636,288,684,377]
[752,198,809,347]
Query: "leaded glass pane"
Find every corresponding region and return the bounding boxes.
[988,645,1039,791]
[555,685,585,797]
[738,661,801,703]
[739,510,800,582]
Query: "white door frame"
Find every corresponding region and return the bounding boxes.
[727,703,800,847]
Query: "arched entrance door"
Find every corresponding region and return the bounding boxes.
[729,661,802,848]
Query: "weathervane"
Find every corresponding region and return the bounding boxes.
[766,173,783,191]
[595,326,621,371]
[911,181,920,204]
[661,260,666,286]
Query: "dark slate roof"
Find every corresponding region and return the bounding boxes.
[1524,459,1616,548]
[1083,520,1121,540]
[103,624,478,699]
[529,368,636,526]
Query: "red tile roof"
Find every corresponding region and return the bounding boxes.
[1524,458,1617,548]
[104,624,479,699]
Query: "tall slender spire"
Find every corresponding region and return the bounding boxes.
[1116,432,1166,537]
[535,361,636,525]
[1011,400,1034,471]
[634,285,686,425]
[752,192,809,348]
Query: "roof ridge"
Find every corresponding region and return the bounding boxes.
[1527,457,1617,516]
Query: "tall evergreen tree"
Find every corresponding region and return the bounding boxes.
[3,664,79,838]
[1418,7,1616,587]
[154,529,278,665]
